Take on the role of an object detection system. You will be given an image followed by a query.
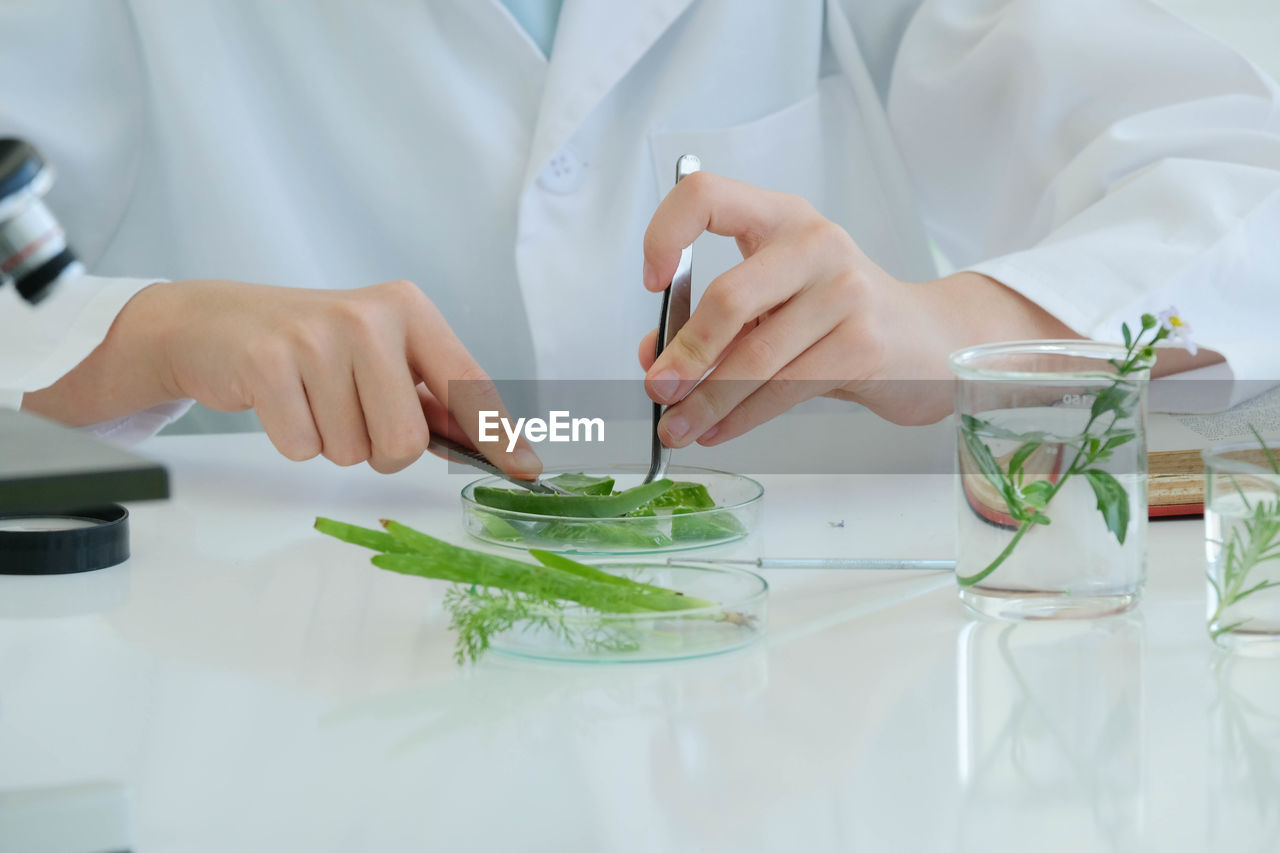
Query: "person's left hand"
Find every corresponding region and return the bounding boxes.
[637,172,1080,447]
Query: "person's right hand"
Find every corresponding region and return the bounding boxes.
[23,279,539,477]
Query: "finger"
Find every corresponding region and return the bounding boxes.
[645,241,813,405]
[417,384,464,442]
[417,385,484,457]
[639,322,756,374]
[300,351,372,467]
[417,384,547,479]
[638,327,658,371]
[406,299,542,479]
[697,337,848,446]
[247,346,322,462]
[352,343,430,474]
[642,171,796,292]
[655,289,843,447]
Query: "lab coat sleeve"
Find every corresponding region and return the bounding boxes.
[887,0,1280,393]
[0,274,193,443]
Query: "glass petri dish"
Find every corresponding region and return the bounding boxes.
[460,464,763,555]
[488,562,768,663]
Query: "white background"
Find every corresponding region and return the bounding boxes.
[1159,0,1280,80]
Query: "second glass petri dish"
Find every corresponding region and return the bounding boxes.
[488,561,768,663]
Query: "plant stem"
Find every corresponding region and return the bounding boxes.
[957,520,1035,587]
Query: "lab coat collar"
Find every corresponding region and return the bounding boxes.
[522,0,697,188]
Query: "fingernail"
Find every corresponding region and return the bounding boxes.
[513,447,541,474]
[649,369,680,402]
[642,261,657,290]
[697,424,720,444]
[664,414,690,442]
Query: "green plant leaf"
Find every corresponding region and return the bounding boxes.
[1008,441,1042,477]
[1083,469,1131,545]
[1021,479,1054,509]
[962,414,1047,444]
[1089,383,1131,422]
[1211,619,1250,640]
[962,427,1007,486]
[1248,424,1279,474]
[961,428,1031,521]
[1103,432,1137,452]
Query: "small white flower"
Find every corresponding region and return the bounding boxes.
[1156,306,1197,355]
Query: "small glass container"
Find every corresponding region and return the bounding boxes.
[488,562,768,662]
[460,464,763,555]
[949,341,1148,619]
[1203,439,1280,655]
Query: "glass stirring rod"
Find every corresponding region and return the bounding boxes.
[666,557,955,571]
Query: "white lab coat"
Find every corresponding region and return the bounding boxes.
[2,0,1279,439]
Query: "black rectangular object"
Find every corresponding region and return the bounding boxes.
[0,408,169,513]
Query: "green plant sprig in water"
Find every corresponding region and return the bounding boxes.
[958,310,1193,588]
[1207,426,1280,639]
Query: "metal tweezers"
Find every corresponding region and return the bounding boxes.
[644,153,700,483]
[428,435,571,494]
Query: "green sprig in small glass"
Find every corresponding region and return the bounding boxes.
[957,309,1193,588]
[1206,426,1280,642]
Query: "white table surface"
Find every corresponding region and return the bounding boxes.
[1,432,1276,852]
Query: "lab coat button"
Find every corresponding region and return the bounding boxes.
[537,148,587,194]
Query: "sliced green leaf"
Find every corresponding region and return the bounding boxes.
[475,511,526,543]
[528,549,705,604]
[548,472,616,495]
[315,517,411,553]
[473,479,674,518]
[671,507,747,542]
[641,481,716,510]
[535,518,672,549]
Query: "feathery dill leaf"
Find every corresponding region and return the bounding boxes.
[444,587,640,664]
